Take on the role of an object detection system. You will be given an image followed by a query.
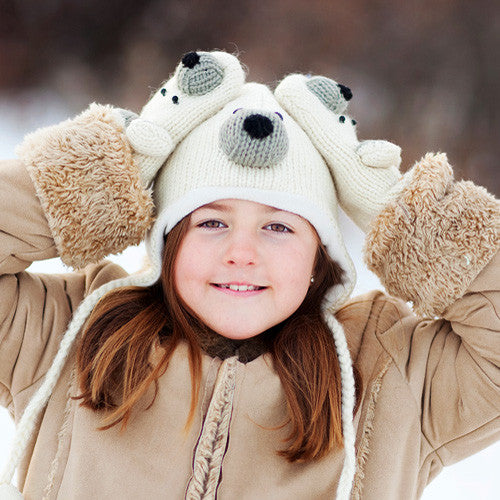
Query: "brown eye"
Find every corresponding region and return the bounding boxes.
[199,220,224,229]
[266,223,291,233]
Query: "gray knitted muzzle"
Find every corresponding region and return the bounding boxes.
[219,108,289,167]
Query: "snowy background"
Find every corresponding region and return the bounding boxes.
[0,96,498,498]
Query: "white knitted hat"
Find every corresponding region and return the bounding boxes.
[145,81,357,311]
[0,52,377,500]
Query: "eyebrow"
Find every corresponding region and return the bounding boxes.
[200,201,284,214]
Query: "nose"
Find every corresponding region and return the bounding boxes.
[337,83,353,101]
[181,51,200,68]
[243,114,274,139]
[219,108,289,167]
[224,230,257,267]
[178,51,224,96]
[305,76,352,114]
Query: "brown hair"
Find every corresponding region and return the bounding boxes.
[75,214,362,462]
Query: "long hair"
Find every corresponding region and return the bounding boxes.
[75,214,363,462]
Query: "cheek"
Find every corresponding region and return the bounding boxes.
[174,237,211,299]
[291,241,316,278]
[273,245,316,303]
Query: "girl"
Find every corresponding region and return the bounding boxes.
[0,50,498,499]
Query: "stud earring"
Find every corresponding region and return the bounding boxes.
[310,275,315,283]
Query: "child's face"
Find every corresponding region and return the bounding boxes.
[174,199,319,340]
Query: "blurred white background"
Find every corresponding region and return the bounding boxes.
[0,99,499,498]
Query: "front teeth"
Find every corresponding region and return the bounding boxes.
[220,284,260,291]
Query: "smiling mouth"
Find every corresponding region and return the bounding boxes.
[211,283,267,292]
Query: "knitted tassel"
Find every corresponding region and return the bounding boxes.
[321,307,357,500]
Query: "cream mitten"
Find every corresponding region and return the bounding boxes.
[275,74,407,232]
[119,51,245,187]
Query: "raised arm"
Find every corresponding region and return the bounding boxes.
[363,153,499,464]
[0,158,131,410]
[275,73,499,467]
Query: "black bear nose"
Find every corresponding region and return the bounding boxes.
[337,83,352,101]
[243,114,274,139]
[182,51,200,69]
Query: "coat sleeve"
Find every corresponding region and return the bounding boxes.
[373,252,499,466]
[363,153,500,465]
[0,159,132,413]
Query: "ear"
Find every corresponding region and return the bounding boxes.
[305,75,352,114]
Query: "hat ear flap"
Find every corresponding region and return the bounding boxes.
[126,50,246,187]
[275,74,403,233]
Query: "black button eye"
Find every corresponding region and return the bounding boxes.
[160,88,166,96]
[172,95,179,104]
[275,112,283,121]
[339,115,346,123]
[233,107,242,114]
[351,119,357,125]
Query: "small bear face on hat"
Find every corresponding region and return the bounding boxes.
[153,51,227,109]
[125,50,245,159]
[219,108,289,168]
[304,76,359,148]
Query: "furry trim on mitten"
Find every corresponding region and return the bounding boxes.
[364,152,499,317]
[16,104,154,269]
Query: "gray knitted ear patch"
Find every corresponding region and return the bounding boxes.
[115,108,139,128]
[306,76,352,114]
[177,52,225,96]
[219,109,289,168]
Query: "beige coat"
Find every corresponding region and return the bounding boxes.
[1,151,499,499]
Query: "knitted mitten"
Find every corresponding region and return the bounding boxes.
[275,74,406,232]
[121,50,245,187]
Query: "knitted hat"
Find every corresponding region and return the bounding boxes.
[146,81,356,311]
[1,50,404,500]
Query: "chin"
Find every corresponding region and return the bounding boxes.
[213,327,266,340]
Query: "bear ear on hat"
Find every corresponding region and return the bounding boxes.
[125,50,246,187]
[305,76,352,114]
